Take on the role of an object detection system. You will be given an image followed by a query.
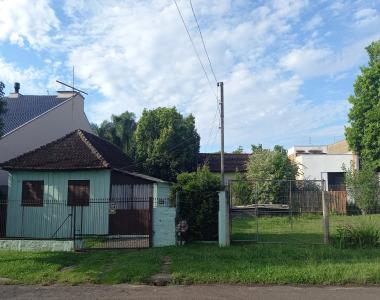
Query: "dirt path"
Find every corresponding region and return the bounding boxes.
[1,284,380,300]
[148,255,172,286]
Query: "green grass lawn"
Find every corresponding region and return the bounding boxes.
[0,249,163,284]
[1,242,380,285]
[1,214,380,285]
[232,213,380,244]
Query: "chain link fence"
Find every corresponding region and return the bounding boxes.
[229,179,360,245]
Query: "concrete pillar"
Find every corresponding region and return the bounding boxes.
[218,191,230,247]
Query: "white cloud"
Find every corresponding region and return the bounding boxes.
[279,33,380,79]
[304,14,323,31]
[1,0,377,150]
[59,0,315,150]
[0,0,59,49]
[353,7,380,31]
[0,57,44,93]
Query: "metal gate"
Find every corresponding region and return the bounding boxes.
[75,197,152,250]
[229,179,328,244]
[0,200,6,238]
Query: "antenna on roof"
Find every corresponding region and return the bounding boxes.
[56,80,88,95]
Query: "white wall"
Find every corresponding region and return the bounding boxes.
[296,154,355,182]
[0,95,91,185]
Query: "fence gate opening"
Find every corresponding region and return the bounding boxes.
[75,197,152,250]
[229,179,347,245]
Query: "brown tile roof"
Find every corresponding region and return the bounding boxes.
[0,129,137,171]
[198,153,250,173]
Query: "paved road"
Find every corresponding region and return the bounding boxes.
[1,284,380,300]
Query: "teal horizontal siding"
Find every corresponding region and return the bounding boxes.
[6,170,110,238]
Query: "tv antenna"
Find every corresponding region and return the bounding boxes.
[56,80,88,95]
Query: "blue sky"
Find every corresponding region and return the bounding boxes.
[0,0,379,152]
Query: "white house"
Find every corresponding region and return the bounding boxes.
[0,83,92,189]
[288,140,358,190]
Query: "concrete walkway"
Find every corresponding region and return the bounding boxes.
[1,284,380,300]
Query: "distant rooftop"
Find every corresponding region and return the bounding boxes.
[198,153,250,173]
[288,140,352,156]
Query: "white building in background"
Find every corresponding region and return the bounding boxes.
[288,140,359,191]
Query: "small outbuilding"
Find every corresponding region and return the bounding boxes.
[0,129,176,250]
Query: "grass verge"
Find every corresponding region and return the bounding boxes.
[0,249,162,284]
[1,242,380,285]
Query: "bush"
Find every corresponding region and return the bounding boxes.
[230,172,253,206]
[343,163,380,215]
[246,145,298,204]
[171,166,220,241]
[334,223,380,249]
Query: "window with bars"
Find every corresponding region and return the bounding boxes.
[68,180,90,206]
[22,181,44,206]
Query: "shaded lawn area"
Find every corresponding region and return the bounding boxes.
[0,249,163,284]
[1,242,380,285]
[232,214,380,244]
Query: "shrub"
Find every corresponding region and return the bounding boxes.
[230,172,252,206]
[343,163,380,214]
[171,166,220,241]
[334,223,380,249]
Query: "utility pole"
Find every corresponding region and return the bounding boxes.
[218,82,225,189]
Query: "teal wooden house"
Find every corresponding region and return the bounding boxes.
[0,129,176,249]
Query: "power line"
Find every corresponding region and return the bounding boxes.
[189,0,218,84]
[172,0,218,101]
[204,107,219,151]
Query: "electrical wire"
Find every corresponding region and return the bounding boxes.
[189,0,218,84]
[172,0,218,101]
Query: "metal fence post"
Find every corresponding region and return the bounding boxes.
[289,180,293,231]
[255,182,259,242]
[322,180,330,244]
[73,205,76,247]
[149,196,153,248]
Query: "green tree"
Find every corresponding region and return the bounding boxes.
[134,107,200,181]
[246,144,298,203]
[171,166,220,241]
[232,146,244,154]
[92,111,137,156]
[0,82,5,137]
[230,171,252,205]
[343,163,379,215]
[345,40,380,166]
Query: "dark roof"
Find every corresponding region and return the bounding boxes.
[0,129,137,171]
[1,95,70,136]
[198,153,250,172]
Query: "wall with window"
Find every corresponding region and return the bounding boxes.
[295,154,355,189]
[6,170,110,238]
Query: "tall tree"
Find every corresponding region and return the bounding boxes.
[134,107,200,181]
[246,144,298,203]
[345,40,380,167]
[0,82,5,137]
[232,146,244,154]
[93,111,137,156]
